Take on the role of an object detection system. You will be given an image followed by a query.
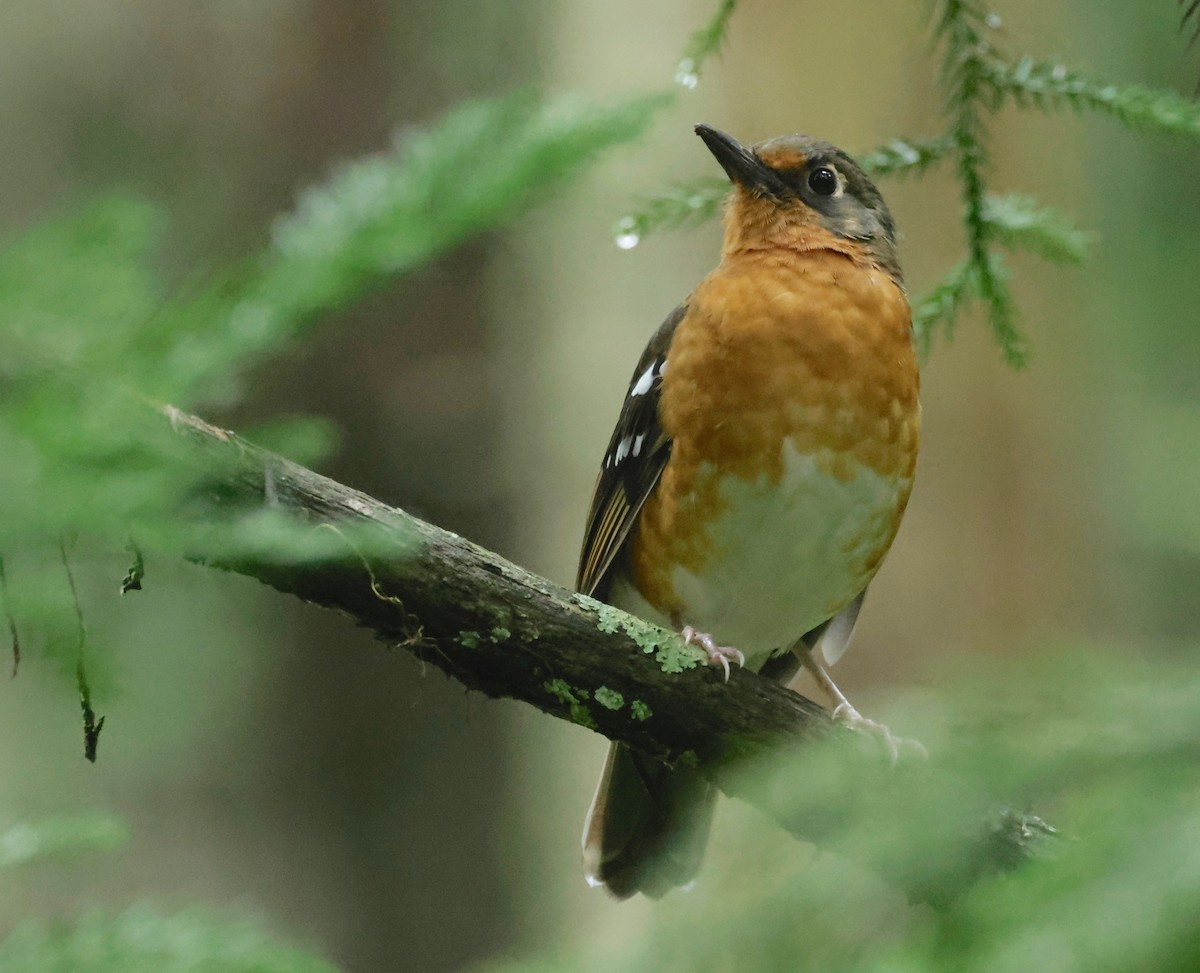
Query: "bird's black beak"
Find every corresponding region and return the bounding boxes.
[695,124,782,195]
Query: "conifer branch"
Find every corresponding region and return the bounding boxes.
[615,178,728,245]
[857,136,957,176]
[936,1,1027,367]
[982,57,1200,137]
[982,194,1092,264]
[649,0,1200,367]
[675,0,738,88]
[912,260,975,359]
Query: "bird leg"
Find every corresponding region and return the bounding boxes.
[681,625,745,683]
[799,650,926,763]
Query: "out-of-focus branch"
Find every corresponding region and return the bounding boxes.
[165,406,1055,898]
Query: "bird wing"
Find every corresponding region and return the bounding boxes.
[758,588,867,683]
[575,303,687,597]
[814,588,865,666]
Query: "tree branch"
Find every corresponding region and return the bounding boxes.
[164,405,1055,899]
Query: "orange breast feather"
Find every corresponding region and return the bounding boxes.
[629,248,920,622]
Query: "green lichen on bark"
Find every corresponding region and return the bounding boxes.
[460,626,512,649]
[544,678,597,730]
[594,686,625,711]
[652,638,703,674]
[571,593,703,674]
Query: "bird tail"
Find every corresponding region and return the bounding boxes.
[581,742,716,899]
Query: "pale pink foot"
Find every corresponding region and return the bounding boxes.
[831,701,928,765]
[682,626,745,682]
[799,650,926,764]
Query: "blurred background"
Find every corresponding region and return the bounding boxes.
[1,1,1197,970]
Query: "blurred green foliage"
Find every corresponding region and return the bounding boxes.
[1,1,1199,971]
[0,814,337,969]
[0,84,670,969]
[0,87,668,658]
[0,906,337,973]
[0,813,128,871]
[482,648,1200,973]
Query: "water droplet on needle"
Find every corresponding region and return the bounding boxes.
[614,216,641,250]
[674,57,699,90]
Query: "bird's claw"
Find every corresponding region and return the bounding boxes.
[682,626,745,682]
[831,702,927,765]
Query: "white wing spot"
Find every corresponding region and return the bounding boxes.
[630,363,656,397]
[632,433,645,457]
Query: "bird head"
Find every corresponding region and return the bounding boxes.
[695,124,901,282]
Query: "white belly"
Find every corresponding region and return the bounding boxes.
[609,441,908,668]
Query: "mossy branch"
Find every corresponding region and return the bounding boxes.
[166,408,830,769]
[163,405,1054,899]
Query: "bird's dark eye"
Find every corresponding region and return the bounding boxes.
[807,166,838,196]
